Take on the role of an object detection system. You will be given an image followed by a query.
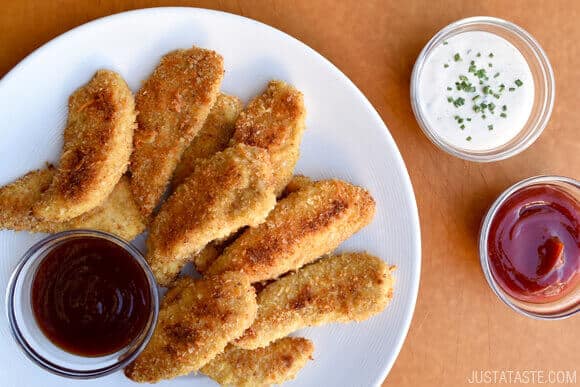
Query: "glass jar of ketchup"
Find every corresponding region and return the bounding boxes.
[480,175,579,319]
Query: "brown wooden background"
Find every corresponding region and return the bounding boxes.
[1,1,578,386]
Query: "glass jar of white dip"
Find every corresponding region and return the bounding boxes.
[411,16,554,162]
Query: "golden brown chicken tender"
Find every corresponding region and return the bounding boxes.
[125,272,258,383]
[201,337,314,386]
[207,179,376,283]
[147,144,276,286]
[33,70,136,222]
[130,47,224,218]
[171,93,242,188]
[0,168,145,240]
[235,253,395,349]
[232,80,306,195]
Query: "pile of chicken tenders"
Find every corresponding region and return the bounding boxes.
[0,46,395,386]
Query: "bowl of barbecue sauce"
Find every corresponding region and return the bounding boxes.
[6,230,159,378]
[480,176,579,319]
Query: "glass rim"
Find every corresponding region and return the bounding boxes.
[478,175,580,320]
[410,16,555,162]
[5,229,159,379]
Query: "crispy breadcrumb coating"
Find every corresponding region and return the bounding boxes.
[33,70,136,221]
[130,47,224,218]
[281,175,313,197]
[235,253,395,349]
[0,167,145,240]
[172,93,242,188]
[125,272,257,383]
[232,80,305,195]
[202,337,314,386]
[207,179,375,283]
[147,144,276,286]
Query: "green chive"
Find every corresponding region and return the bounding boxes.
[466,117,472,121]
[488,63,493,68]
[482,114,487,119]
[466,136,472,141]
[509,87,515,92]
[472,95,480,101]
[488,125,494,130]
[454,53,461,62]
[444,63,449,68]
[515,79,523,87]
[459,75,468,81]
[447,97,453,102]
[476,52,481,57]
[460,124,465,129]
[494,72,500,78]
[443,40,448,45]
[500,112,507,118]
[488,53,494,58]
[502,105,507,111]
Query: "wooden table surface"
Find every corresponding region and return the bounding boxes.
[1,1,578,386]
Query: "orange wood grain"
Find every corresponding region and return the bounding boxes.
[1,1,578,386]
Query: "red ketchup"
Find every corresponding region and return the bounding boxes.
[488,184,579,303]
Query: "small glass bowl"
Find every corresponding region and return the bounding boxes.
[5,230,159,378]
[411,16,555,162]
[479,176,579,319]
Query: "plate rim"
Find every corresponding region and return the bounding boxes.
[0,6,421,385]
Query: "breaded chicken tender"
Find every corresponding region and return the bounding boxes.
[281,175,313,197]
[130,47,224,217]
[33,70,136,221]
[207,179,376,283]
[201,337,314,386]
[147,144,276,286]
[0,167,145,240]
[125,272,257,383]
[232,80,306,194]
[235,253,395,349]
[172,93,242,188]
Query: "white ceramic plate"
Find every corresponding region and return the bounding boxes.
[0,7,420,387]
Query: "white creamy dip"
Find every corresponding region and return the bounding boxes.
[418,31,534,151]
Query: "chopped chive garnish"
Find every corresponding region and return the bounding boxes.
[488,53,494,58]
[472,95,480,101]
[447,97,453,102]
[466,136,472,141]
[502,105,507,111]
[460,124,465,129]
[488,63,493,68]
[443,40,448,45]
[476,52,481,57]
[493,94,500,99]
[466,117,472,121]
[488,125,494,130]
[453,97,465,107]
[459,75,468,81]
[515,79,523,87]
[444,63,449,68]
[482,114,487,119]
[447,86,452,90]
[494,72,500,78]
[499,84,505,92]
[500,112,507,118]
[454,53,462,62]
[457,118,464,123]
[509,87,515,92]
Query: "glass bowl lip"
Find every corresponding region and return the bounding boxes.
[5,229,159,379]
[478,175,580,320]
[410,16,556,162]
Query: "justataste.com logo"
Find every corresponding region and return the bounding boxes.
[467,369,577,384]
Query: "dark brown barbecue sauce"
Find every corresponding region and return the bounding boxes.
[31,237,151,357]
